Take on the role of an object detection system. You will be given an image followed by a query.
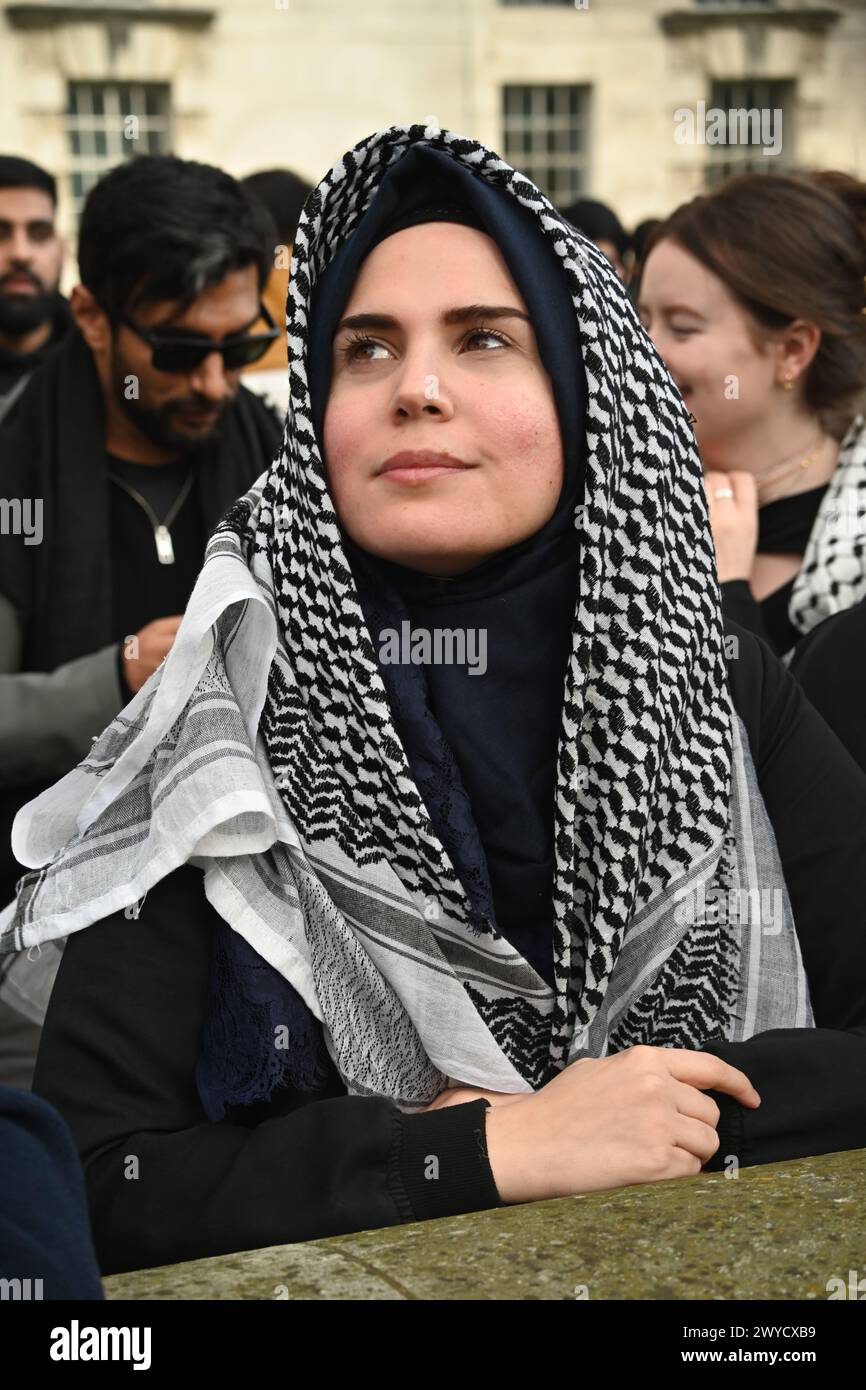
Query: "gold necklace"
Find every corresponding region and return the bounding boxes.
[754,435,828,502]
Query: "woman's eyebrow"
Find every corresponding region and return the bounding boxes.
[661,304,706,320]
[335,304,531,333]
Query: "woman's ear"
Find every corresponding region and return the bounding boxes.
[773,317,822,387]
[70,283,113,359]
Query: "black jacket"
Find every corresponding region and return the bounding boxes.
[0,326,281,674]
[0,329,281,900]
[31,622,866,1275]
[0,294,73,422]
[788,599,866,774]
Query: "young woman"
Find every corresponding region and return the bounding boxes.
[637,173,866,660]
[3,126,866,1277]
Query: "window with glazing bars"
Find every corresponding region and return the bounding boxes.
[704,79,793,187]
[502,84,590,207]
[66,83,172,223]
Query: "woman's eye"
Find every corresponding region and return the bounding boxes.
[339,335,391,363]
[670,325,698,338]
[463,327,510,351]
[337,325,511,364]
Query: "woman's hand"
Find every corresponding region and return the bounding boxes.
[705,470,759,582]
[483,1044,761,1205]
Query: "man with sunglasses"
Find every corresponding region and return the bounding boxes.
[0,156,282,1081]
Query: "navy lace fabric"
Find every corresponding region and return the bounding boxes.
[195,920,333,1121]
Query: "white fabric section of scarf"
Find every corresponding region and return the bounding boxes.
[787,413,866,647]
[0,124,814,1103]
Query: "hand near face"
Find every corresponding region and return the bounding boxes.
[704,470,759,583]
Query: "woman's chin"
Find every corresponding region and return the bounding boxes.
[346,516,501,571]
[359,535,496,575]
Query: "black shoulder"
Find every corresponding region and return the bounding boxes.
[786,600,866,772]
[724,609,825,783]
[722,615,765,756]
[789,599,866,683]
[237,381,283,443]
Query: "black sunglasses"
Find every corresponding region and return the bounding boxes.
[120,302,280,373]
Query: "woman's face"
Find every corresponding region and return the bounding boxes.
[323,222,563,575]
[638,237,783,466]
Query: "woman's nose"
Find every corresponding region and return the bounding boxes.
[645,320,663,354]
[647,323,675,368]
[390,350,455,420]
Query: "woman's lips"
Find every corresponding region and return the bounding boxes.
[377,450,474,484]
[382,465,472,484]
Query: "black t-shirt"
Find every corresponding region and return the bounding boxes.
[107,452,205,647]
[32,621,866,1274]
[107,452,206,699]
[720,484,828,656]
[0,451,207,892]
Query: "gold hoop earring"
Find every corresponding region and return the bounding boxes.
[782,374,795,391]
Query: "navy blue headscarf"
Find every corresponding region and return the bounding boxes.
[197,145,587,1118]
[308,145,587,983]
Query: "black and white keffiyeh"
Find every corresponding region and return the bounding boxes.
[0,124,813,1106]
[788,412,866,646]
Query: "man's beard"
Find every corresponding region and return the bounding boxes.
[110,350,234,453]
[0,277,59,337]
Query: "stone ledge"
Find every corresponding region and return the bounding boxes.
[102,1145,866,1301]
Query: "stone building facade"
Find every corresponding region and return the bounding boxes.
[1,0,863,247]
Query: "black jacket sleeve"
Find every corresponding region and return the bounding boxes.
[720,579,770,643]
[788,600,866,775]
[32,863,501,1276]
[701,620,866,1169]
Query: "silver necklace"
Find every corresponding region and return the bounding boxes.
[108,466,196,565]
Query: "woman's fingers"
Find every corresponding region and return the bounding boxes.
[671,1077,721,1129]
[705,469,757,512]
[672,1114,722,1165]
[704,469,759,581]
[729,469,758,508]
[653,1047,761,1107]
